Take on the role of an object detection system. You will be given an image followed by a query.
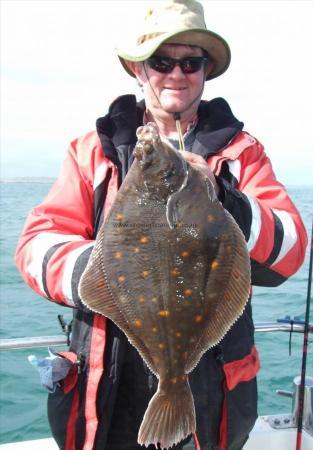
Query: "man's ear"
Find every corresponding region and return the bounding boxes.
[205,61,214,79]
[127,61,146,85]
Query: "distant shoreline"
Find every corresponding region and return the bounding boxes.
[0,177,312,189]
[0,177,56,183]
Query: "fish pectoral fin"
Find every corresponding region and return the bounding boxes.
[166,191,183,229]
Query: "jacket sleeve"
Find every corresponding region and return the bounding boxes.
[216,138,307,287]
[15,137,104,309]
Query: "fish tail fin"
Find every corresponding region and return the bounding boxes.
[138,377,195,449]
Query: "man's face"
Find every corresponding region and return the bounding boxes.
[134,44,209,115]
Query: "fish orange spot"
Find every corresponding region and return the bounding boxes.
[118,275,126,283]
[194,314,203,323]
[180,250,190,258]
[211,260,219,270]
[207,215,215,222]
[142,270,150,279]
[170,377,178,384]
[170,268,180,277]
[97,281,105,288]
[184,288,193,297]
[134,319,142,328]
[158,343,166,349]
[181,375,187,381]
[115,213,124,221]
[233,270,240,279]
[159,310,170,318]
[115,251,123,259]
[140,236,149,244]
[138,296,145,303]
[175,222,183,229]
[175,331,182,338]
[225,292,231,301]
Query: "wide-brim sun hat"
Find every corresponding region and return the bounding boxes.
[116,0,231,81]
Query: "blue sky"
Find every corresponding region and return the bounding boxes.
[1,0,313,186]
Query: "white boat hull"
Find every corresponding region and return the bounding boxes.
[244,416,312,450]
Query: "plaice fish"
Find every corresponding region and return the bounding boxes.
[79,123,251,449]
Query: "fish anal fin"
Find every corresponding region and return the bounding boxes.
[186,210,251,372]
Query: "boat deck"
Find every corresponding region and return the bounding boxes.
[1,417,312,450]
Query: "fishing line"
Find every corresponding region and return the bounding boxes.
[173,112,185,152]
[296,219,312,450]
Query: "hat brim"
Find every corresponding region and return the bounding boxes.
[116,28,231,81]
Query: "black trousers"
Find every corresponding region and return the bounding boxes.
[106,343,196,450]
[105,344,222,450]
[96,317,255,450]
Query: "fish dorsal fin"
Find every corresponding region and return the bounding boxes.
[78,225,157,375]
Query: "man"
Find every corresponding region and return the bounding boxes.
[15,1,307,449]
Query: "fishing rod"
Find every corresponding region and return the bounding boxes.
[296,219,313,450]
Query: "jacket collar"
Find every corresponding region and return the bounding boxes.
[96,94,243,183]
[96,95,144,184]
[192,97,244,158]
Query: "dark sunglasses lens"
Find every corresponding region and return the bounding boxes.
[147,57,207,74]
[181,58,205,73]
[147,57,174,73]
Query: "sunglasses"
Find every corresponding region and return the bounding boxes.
[145,56,209,74]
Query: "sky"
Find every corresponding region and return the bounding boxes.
[1,0,313,186]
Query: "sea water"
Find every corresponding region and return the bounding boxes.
[0,182,312,444]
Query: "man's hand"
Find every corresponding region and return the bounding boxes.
[181,151,219,195]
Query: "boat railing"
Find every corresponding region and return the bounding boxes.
[1,318,312,437]
[0,319,312,350]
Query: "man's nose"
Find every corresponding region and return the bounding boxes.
[169,63,186,78]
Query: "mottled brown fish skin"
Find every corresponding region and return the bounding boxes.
[79,123,251,449]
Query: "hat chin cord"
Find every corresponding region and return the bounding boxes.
[142,62,205,152]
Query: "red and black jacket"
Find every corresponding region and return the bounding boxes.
[15,95,307,450]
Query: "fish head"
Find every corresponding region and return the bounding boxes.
[134,123,187,200]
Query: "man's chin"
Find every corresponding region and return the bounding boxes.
[160,101,187,115]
